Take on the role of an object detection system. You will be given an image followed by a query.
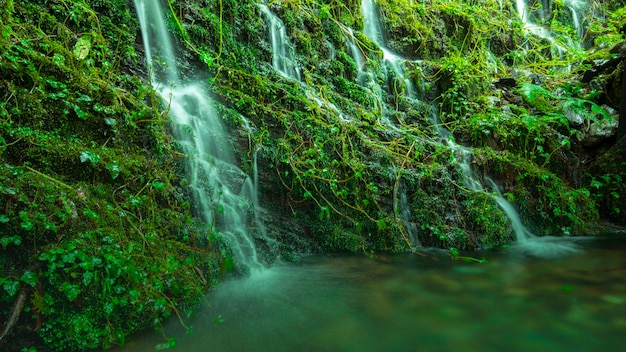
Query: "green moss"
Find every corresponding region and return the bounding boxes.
[0,1,226,350]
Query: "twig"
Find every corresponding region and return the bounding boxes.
[25,166,73,190]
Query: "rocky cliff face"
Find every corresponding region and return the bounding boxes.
[195,0,624,252]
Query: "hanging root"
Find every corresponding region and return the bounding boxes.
[0,288,29,346]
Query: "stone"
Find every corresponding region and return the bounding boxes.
[577,112,619,147]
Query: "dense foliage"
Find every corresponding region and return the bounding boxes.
[0,0,624,350]
[0,0,223,350]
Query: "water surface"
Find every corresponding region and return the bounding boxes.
[116,237,626,351]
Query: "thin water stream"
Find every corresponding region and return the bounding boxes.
[113,236,626,352]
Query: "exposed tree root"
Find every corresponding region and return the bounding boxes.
[0,287,29,346]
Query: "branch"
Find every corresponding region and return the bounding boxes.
[0,288,28,346]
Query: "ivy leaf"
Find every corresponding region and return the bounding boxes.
[80,151,100,166]
[73,35,92,60]
[61,282,81,301]
[3,280,19,297]
[83,271,94,287]
[319,4,332,19]
[106,162,121,179]
[20,271,38,287]
[74,105,87,120]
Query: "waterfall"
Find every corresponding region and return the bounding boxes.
[564,0,586,39]
[514,0,588,54]
[359,0,580,256]
[515,0,566,54]
[484,179,534,243]
[485,179,580,258]
[259,4,301,81]
[134,0,264,272]
[396,183,420,246]
[362,0,418,100]
[260,4,352,124]
[343,26,367,81]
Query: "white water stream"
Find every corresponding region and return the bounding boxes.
[258,4,301,81]
[359,0,583,256]
[514,0,588,54]
[261,0,576,254]
[134,0,264,272]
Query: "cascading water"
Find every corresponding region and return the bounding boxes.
[344,27,366,79]
[258,4,301,81]
[485,178,581,257]
[259,0,583,255]
[565,0,586,39]
[396,183,420,246]
[362,0,418,101]
[134,0,264,272]
[359,0,581,256]
[260,4,353,124]
[514,0,588,54]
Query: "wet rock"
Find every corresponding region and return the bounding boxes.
[577,109,619,147]
[563,103,585,126]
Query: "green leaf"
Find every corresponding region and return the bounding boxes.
[104,117,117,126]
[318,206,330,220]
[517,83,553,104]
[590,102,611,120]
[20,271,38,287]
[73,35,92,60]
[20,220,33,231]
[77,93,92,103]
[155,337,176,350]
[44,221,58,232]
[319,4,331,19]
[82,271,94,286]
[61,282,81,301]
[52,53,65,67]
[376,219,387,230]
[106,162,121,179]
[200,52,214,67]
[355,221,362,234]
[3,280,19,297]
[74,105,87,120]
[1,235,21,247]
[115,328,126,346]
[80,151,100,166]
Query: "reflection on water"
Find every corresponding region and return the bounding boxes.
[115,237,626,352]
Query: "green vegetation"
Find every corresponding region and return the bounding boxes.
[0,0,224,350]
[0,0,625,350]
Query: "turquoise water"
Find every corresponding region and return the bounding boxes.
[116,236,626,351]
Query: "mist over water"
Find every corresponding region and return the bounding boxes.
[116,237,626,352]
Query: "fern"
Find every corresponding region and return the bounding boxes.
[517,83,554,104]
[562,97,611,123]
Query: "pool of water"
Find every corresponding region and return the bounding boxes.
[115,236,626,351]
